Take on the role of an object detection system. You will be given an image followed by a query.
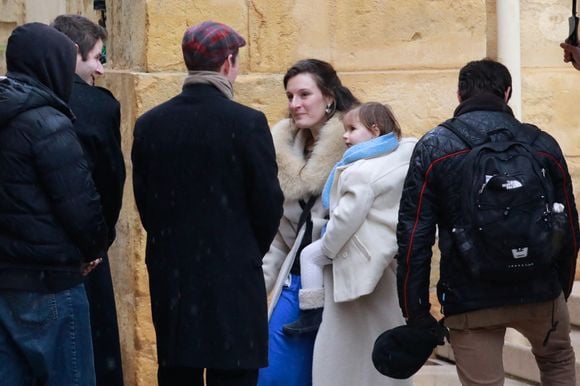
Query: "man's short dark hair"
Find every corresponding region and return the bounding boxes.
[51,14,107,61]
[458,59,512,101]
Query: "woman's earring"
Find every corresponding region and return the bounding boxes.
[325,102,334,115]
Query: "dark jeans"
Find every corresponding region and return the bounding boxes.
[158,366,258,386]
[0,284,95,386]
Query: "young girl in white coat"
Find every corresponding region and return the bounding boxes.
[284,102,416,385]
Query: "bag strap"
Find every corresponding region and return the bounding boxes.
[568,0,579,45]
[439,118,481,149]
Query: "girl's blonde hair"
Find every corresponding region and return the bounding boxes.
[345,102,402,138]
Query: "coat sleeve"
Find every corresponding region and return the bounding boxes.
[239,111,284,256]
[396,139,438,320]
[75,96,125,246]
[90,99,125,246]
[540,134,580,299]
[131,117,149,230]
[321,167,374,258]
[262,221,292,294]
[33,116,107,261]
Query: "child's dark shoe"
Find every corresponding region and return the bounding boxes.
[283,308,323,336]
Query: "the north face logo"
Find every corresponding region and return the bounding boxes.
[502,180,523,190]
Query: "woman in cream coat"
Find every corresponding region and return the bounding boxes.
[258,59,359,386]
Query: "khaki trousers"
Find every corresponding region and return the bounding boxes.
[445,293,575,386]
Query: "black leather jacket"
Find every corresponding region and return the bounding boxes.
[396,94,580,320]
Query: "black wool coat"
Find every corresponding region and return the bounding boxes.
[69,75,125,246]
[68,75,126,386]
[132,83,284,369]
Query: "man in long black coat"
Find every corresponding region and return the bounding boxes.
[52,15,125,386]
[132,21,283,386]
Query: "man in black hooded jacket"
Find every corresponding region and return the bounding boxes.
[397,59,579,385]
[0,23,107,386]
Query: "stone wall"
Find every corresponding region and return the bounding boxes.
[2,1,580,385]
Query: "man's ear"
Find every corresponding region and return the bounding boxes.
[220,54,233,76]
[456,90,462,103]
[74,43,82,57]
[504,86,512,103]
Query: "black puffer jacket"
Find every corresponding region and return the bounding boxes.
[0,23,107,292]
[397,94,579,320]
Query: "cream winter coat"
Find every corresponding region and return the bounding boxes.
[313,138,417,386]
[322,137,418,302]
[262,116,346,316]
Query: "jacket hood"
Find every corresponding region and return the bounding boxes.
[0,75,74,127]
[6,22,76,102]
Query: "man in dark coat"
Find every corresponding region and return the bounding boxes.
[397,59,579,385]
[0,23,108,385]
[51,14,126,386]
[132,20,284,386]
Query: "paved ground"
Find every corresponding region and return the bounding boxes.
[412,358,538,385]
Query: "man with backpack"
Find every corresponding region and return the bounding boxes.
[396,59,579,385]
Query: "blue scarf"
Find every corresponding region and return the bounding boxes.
[321,133,399,209]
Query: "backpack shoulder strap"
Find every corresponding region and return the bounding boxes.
[515,123,542,146]
[439,118,485,149]
[441,118,543,148]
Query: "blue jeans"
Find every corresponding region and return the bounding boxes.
[0,284,96,386]
[258,275,315,386]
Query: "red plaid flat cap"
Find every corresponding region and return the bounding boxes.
[182,21,246,70]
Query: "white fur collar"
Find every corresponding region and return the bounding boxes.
[272,116,346,201]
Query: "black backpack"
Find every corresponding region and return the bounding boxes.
[441,118,567,282]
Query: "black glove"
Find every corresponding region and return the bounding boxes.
[407,313,448,345]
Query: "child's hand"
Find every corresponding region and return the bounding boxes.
[561,42,580,71]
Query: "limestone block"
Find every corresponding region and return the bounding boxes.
[522,68,580,156]
[235,73,288,125]
[98,71,152,386]
[118,69,460,140]
[134,73,184,114]
[107,0,147,71]
[135,291,157,385]
[64,0,95,15]
[521,0,576,68]
[0,0,23,23]
[126,72,288,127]
[0,0,23,74]
[143,0,248,72]
[341,70,458,136]
[248,0,487,73]
[24,0,65,23]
